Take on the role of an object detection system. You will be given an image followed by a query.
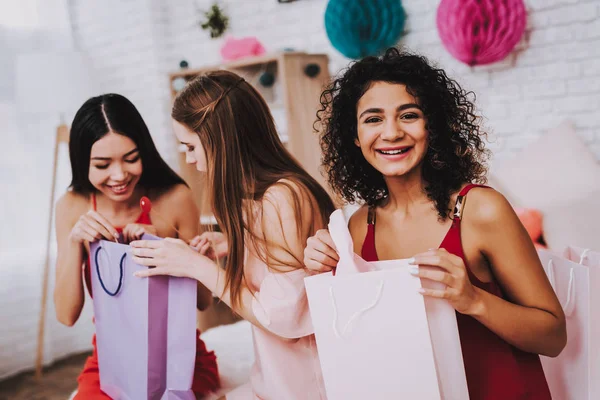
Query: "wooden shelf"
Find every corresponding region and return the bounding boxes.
[169,52,326,79]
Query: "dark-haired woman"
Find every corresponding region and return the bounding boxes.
[54,94,219,399]
[303,48,565,400]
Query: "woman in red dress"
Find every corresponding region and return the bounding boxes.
[54,94,220,399]
[303,48,566,400]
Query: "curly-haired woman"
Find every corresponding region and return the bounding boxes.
[303,48,565,400]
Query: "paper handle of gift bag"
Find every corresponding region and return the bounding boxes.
[578,249,590,265]
[94,246,125,296]
[329,280,384,338]
[328,209,357,274]
[327,209,377,275]
[546,259,575,317]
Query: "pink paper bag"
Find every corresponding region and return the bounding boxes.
[538,249,600,400]
[304,210,469,400]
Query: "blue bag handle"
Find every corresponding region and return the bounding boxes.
[94,246,126,296]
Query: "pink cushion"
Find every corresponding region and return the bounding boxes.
[220,36,266,62]
[490,120,600,250]
[542,190,600,251]
[515,208,543,242]
[491,120,600,210]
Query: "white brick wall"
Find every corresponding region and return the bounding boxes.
[68,0,600,167]
[68,0,177,166]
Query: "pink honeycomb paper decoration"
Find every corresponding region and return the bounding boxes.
[437,0,527,66]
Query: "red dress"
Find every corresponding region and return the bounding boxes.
[75,194,220,399]
[361,184,551,400]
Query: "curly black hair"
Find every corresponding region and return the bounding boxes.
[316,47,490,220]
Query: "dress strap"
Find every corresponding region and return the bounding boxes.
[91,192,97,211]
[453,184,490,221]
[362,206,378,261]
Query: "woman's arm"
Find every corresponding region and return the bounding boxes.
[53,193,119,326]
[53,195,86,326]
[469,189,566,356]
[171,184,214,311]
[414,189,566,357]
[132,181,323,337]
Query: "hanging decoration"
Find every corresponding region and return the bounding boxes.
[304,63,321,78]
[200,2,229,39]
[436,0,527,66]
[259,71,275,87]
[172,77,187,93]
[324,0,406,59]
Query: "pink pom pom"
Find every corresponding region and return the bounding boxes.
[437,0,527,66]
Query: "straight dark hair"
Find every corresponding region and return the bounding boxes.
[69,93,185,193]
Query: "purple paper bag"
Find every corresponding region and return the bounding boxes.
[90,234,197,400]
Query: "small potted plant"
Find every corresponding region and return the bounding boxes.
[200,2,229,39]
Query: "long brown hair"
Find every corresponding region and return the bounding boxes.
[172,70,334,307]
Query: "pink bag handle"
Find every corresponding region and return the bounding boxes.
[329,280,384,338]
[546,260,576,317]
[328,209,378,276]
[327,209,359,275]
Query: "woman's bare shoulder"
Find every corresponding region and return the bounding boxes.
[347,204,369,240]
[56,191,90,220]
[147,184,194,211]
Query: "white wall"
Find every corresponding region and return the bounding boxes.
[0,0,95,380]
[67,0,178,166]
[69,0,600,166]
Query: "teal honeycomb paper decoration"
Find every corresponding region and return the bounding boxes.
[324,0,406,59]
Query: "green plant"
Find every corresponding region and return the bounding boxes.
[200,3,229,39]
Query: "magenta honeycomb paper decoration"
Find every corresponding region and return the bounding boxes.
[436,0,527,66]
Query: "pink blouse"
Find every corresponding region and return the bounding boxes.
[226,243,327,399]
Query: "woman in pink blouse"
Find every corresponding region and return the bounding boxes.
[130,70,335,399]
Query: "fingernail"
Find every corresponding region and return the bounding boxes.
[133,272,140,277]
[409,266,419,275]
[408,257,416,264]
[417,288,425,294]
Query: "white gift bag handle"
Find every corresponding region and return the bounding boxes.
[578,248,590,265]
[328,209,358,275]
[546,260,576,317]
[329,280,384,338]
[327,210,386,337]
[327,209,377,276]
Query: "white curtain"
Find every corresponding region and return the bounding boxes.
[0,0,95,380]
